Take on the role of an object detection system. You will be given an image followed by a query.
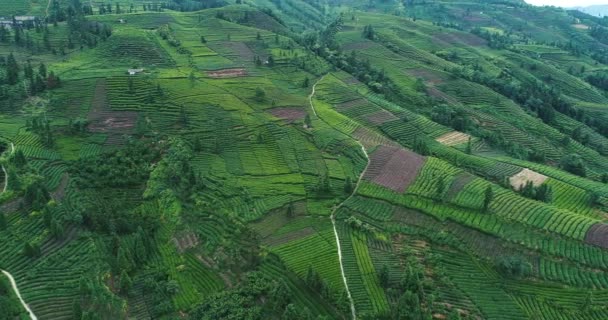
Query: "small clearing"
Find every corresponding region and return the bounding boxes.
[508,168,548,190]
[206,68,247,78]
[87,79,137,137]
[435,131,470,146]
[572,24,589,30]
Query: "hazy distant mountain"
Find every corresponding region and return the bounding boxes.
[571,4,608,16]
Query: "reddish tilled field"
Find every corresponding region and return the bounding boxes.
[364,110,399,125]
[363,146,426,193]
[207,68,247,78]
[269,107,307,122]
[584,223,608,249]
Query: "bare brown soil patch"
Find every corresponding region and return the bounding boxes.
[435,131,470,146]
[87,79,137,138]
[265,227,316,247]
[508,168,548,190]
[585,223,608,249]
[364,110,399,125]
[363,146,426,193]
[207,68,247,78]
[269,107,307,122]
[172,232,200,253]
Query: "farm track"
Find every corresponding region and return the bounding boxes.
[310,75,367,320]
[1,270,37,320]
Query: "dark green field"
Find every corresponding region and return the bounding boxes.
[2,0,608,319]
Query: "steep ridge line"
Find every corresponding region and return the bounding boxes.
[1,270,37,320]
[310,75,363,320]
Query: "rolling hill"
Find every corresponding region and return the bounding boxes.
[1,0,608,319]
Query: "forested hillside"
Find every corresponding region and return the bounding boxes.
[2,0,608,319]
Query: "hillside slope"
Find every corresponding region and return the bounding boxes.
[1,0,608,319]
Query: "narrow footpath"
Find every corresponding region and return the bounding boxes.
[310,75,369,320]
[1,143,34,320]
[1,270,37,320]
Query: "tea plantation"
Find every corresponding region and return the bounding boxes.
[2,0,608,319]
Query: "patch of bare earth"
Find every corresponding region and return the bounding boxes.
[407,68,447,85]
[269,107,307,122]
[508,168,548,190]
[573,24,589,30]
[585,223,608,249]
[435,131,470,146]
[364,110,399,125]
[87,79,137,144]
[336,98,367,111]
[206,68,247,78]
[51,173,69,201]
[172,232,200,253]
[363,146,426,193]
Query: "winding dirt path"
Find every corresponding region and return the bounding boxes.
[1,143,15,194]
[1,270,37,320]
[310,75,368,320]
[308,74,325,117]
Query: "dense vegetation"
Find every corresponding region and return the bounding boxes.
[2,0,608,319]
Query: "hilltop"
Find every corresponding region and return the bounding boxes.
[572,5,608,17]
[1,0,608,319]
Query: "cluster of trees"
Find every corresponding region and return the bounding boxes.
[158,24,181,47]
[0,54,61,105]
[299,16,395,95]
[431,105,473,132]
[73,275,125,319]
[0,275,27,318]
[190,271,319,320]
[97,3,137,14]
[163,0,227,12]
[560,153,587,177]
[495,256,532,278]
[453,65,608,155]
[72,139,160,189]
[517,182,552,203]
[586,72,608,91]
[362,25,376,40]
[28,117,55,147]
[471,27,513,49]
[145,138,205,204]
[590,25,608,45]
[312,172,332,197]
